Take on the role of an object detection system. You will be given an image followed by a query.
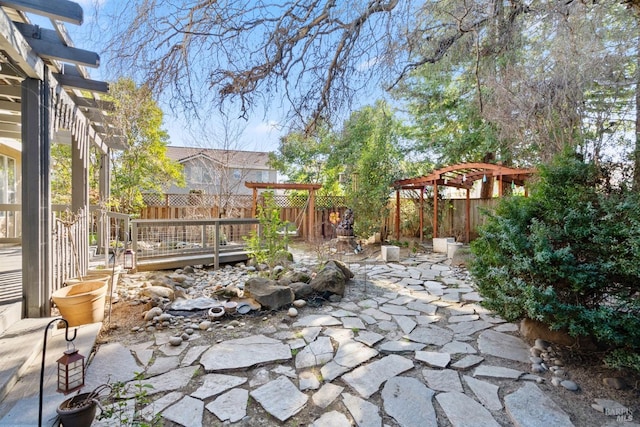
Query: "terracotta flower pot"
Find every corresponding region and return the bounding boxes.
[52,281,108,327]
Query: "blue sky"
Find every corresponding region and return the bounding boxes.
[30,0,285,152]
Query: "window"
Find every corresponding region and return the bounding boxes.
[233,169,242,180]
[188,166,203,183]
[0,154,16,203]
[256,170,270,183]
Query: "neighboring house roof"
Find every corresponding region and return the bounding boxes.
[166,146,273,170]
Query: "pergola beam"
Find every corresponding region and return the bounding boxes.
[52,72,109,93]
[0,7,43,79]
[0,0,83,25]
[14,22,99,68]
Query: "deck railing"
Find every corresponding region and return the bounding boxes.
[130,217,260,269]
[0,203,20,243]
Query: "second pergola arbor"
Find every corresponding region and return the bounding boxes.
[392,162,535,243]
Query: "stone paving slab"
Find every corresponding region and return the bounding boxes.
[147,356,180,376]
[132,366,199,396]
[436,391,501,427]
[478,329,530,363]
[321,340,379,381]
[422,368,463,392]
[205,387,248,423]
[406,325,454,346]
[341,316,366,330]
[342,392,382,427]
[292,315,343,327]
[162,396,204,427]
[463,375,502,410]
[250,376,308,421]
[355,331,384,346]
[299,371,321,391]
[191,373,247,399]
[415,350,451,368]
[295,336,334,369]
[393,315,417,334]
[504,383,575,427]
[180,345,209,367]
[379,340,425,353]
[382,376,437,427]
[311,410,352,427]
[440,340,477,354]
[451,355,484,370]
[342,354,414,398]
[84,342,139,389]
[474,365,523,380]
[200,334,292,371]
[312,383,344,409]
[141,391,183,422]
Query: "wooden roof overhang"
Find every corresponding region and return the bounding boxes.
[245,182,323,240]
[392,162,536,243]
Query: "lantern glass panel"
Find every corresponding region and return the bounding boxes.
[56,349,85,394]
[124,249,135,269]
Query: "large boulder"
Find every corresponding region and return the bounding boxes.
[289,282,314,299]
[278,270,312,287]
[329,260,354,279]
[244,277,295,310]
[310,260,353,297]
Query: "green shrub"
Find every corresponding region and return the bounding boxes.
[245,191,290,275]
[470,154,640,372]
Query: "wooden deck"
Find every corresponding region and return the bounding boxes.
[136,248,250,271]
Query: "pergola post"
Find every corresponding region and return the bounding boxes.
[251,188,257,216]
[21,76,52,317]
[433,183,438,239]
[465,188,470,243]
[308,189,316,240]
[395,190,400,240]
[71,132,90,274]
[419,188,424,242]
[96,151,110,254]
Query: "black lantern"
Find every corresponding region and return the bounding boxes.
[56,348,85,394]
[124,248,135,270]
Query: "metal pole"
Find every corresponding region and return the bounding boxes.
[39,318,77,427]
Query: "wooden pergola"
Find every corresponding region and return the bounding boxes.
[245,182,322,240]
[392,162,535,243]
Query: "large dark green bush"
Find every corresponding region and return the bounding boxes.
[470,154,640,371]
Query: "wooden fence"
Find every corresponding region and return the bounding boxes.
[141,194,500,242]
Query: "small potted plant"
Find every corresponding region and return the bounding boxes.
[56,385,111,427]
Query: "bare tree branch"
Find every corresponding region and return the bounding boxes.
[105,0,531,131]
